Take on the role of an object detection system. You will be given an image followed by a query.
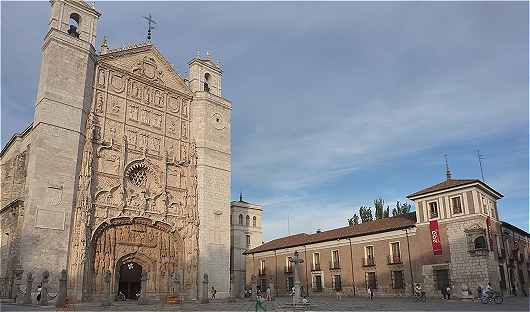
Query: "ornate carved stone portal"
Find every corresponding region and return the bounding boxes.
[66,46,199,301]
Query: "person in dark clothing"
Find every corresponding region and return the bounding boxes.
[441,287,447,299]
[36,283,42,302]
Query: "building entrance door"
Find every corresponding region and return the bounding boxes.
[118,262,142,299]
[435,269,449,290]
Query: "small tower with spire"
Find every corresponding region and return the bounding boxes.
[99,36,109,54]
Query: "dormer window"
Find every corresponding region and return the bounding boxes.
[204,73,211,92]
[68,13,81,38]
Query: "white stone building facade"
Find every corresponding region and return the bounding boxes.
[1,0,232,301]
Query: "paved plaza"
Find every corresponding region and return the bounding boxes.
[2,296,529,311]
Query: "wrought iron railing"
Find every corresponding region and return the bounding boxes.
[329,261,341,270]
[362,257,376,267]
[387,255,402,265]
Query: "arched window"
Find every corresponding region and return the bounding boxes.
[474,236,487,250]
[246,215,250,226]
[238,214,243,225]
[68,13,81,38]
[253,216,257,227]
[204,73,210,92]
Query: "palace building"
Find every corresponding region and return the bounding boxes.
[1,0,233,302]
[245,177,530,298]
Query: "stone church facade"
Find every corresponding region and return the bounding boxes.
[1,0,231,302]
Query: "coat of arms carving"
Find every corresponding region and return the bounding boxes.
[132,56,163,84]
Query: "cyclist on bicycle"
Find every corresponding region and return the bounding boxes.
[414,283,426,301]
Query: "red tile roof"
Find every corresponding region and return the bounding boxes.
[244,212,417,254]
[406,179,503,199]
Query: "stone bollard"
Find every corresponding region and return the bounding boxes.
[55,269,67,307]
[101,271,112,307]
[200,273,209,304]
[23,272,33,305]
[39,271,49,306]
[137,271,149,305]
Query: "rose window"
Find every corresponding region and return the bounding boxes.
[129,166,147,187]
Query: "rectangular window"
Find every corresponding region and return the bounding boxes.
[332,275,342,291]
[391,271,405,289]
[331,250,340,269]
[365,246,375,266]
[365,272,377,289]
[259,260,265,276]
[390,242,401,264]
[451,196,463,214]
[246,235,251,249]
[286,257,292,273]
[428,201,439,218]
[313,253,320,271]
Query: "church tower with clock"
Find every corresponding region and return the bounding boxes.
[188,55,232,298]
[0,0,232,302]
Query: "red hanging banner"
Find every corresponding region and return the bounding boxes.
[429,220,442,255]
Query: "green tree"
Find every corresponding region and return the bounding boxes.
[348,213,360,226]
[383,205,390,218]
[392,201,412,216]
[359,206,373,223]
[374,198,384,219]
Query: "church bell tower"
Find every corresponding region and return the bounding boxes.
[188,53,232,298]
[21,0,100,290]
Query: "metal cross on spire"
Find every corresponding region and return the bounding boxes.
[444,154,452,180]
[143,13,157,42]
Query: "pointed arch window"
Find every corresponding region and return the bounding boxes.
[238,214,243,225]
[246,215,250,226]
[252,216,257,227]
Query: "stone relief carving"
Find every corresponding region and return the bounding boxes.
[132,56,164,85]
[67,62,200,298]
[110,72,125,93]
[97,68,106,87]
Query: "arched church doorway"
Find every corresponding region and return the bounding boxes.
[118,262,142,300]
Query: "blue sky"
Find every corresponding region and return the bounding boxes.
[1,2,528,241]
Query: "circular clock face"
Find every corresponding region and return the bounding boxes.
[212,113,225,130]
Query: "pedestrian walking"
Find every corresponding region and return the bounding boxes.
[266,287,271,301]
[255,294,266,312]
[211,286,216,300]
[368,287,374,301]
[446,286,451,300]
[36,283,42,302]
[441,286,447,299]
[335,288,342,301]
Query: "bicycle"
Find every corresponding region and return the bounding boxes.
[414,291,426,303]
[480,291,503,304]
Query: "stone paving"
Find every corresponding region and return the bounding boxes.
[1,296,529,311]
